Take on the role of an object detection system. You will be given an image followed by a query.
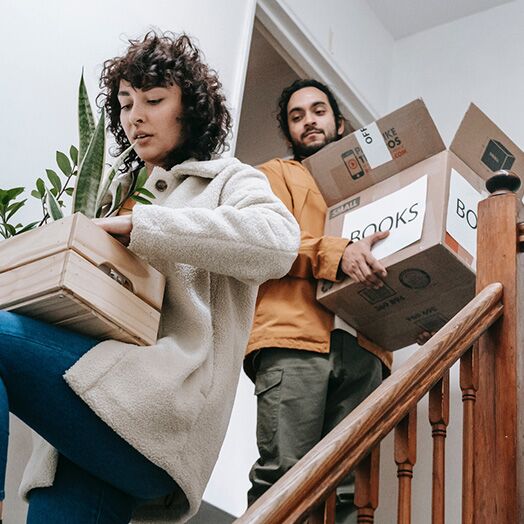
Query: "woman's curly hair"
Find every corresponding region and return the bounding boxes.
[98,31,232,172]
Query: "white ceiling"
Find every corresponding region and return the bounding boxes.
[366,0,516,39]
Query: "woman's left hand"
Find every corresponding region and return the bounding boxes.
[92,215,133,246]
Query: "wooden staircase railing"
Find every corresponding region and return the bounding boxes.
[235,172,523,524]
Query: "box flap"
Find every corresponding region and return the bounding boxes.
[450,103,524,197]
[303,99,446,206]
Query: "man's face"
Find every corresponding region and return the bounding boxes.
[286,86,344,161]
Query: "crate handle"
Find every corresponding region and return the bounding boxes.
[98,263,135,294]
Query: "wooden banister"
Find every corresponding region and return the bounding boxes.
[235,282,503,524]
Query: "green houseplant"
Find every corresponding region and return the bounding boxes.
[0,73,154,238]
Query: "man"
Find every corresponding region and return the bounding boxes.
[245,79,393,522]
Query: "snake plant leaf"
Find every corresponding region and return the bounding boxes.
[78,71,95,165]
[73,110,106,218]
[45,187,64,221]
[95,141,135,213]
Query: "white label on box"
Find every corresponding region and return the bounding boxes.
[355,121,392,169]
[342,176,428,260]
[446,169,484,259]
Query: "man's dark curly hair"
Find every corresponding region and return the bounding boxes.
[99,31,232,171]
[276,79,345,142]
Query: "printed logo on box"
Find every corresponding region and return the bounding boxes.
[445,170,485,260]
[481,139,515,172]
[342,149,367,180]
[356,122,393,170]
[382,127,407,160]
[329,197,361,219]
[342,176,428,260]
[358,281,397,305]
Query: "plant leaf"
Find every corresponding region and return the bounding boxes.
[95,141,135,212]
[73,110,106,218]
[6,200,26,221]
[15,222,39,235]
[69,145,79,166]
[109,182,124,216]
[78,71,95,165]
[133,166,149,190]
[1,187,24,205]
[65,187,75,196]
[131,195,153,205]
[45,187,64,221]
[56,151,72,176]
[46,169,62,193]
[36,179,46,198]
[31,190,42,199]
[135,187,155,199]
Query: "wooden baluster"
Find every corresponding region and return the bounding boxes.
[429,371,449,524]
[355,446,380,523]
[394,408,417,524]
[323,491,336,524]
[306,491,336,524]
[460,345,478,524]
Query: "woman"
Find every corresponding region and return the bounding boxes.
[0,32,299,523]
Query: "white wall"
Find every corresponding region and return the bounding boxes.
[388,0,524,145]
[0,1,256,521]
[1,0,255,225]
[280,0,395,118]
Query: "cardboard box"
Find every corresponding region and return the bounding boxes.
[318,104,524,351]
[303,99,446,206]
[0,213,165,345]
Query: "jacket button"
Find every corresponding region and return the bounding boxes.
[155,180,167,192]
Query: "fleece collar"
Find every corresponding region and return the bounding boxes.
[151,157,239,181]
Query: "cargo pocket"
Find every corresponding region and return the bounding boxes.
[255,369,283,447]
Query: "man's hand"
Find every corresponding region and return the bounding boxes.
[340,231,389,288]
[92,215,133,246]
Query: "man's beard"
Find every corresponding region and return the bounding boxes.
[291,129,341,161]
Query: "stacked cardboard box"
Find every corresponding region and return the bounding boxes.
[304,101,524,351]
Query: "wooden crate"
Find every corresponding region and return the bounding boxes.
[0,213,165,345]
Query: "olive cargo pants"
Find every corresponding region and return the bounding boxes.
[248,330,383,523]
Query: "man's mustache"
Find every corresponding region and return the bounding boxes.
[301,128,325,140]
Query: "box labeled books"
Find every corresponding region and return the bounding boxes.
[0,213,165,345]
[317,103,524,350]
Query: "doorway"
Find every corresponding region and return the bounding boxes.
[235,21,300,166]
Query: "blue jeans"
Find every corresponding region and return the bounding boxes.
[0,311,177,523]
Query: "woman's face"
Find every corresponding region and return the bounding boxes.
[118,80,184,170]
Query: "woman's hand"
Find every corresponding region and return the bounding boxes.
[92,215,133,246]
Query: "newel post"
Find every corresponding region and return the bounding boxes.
[474,169,523,523]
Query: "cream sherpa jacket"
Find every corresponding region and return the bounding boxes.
[19,157,300,522]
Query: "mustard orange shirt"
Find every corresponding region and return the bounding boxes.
[245,158,392,380]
